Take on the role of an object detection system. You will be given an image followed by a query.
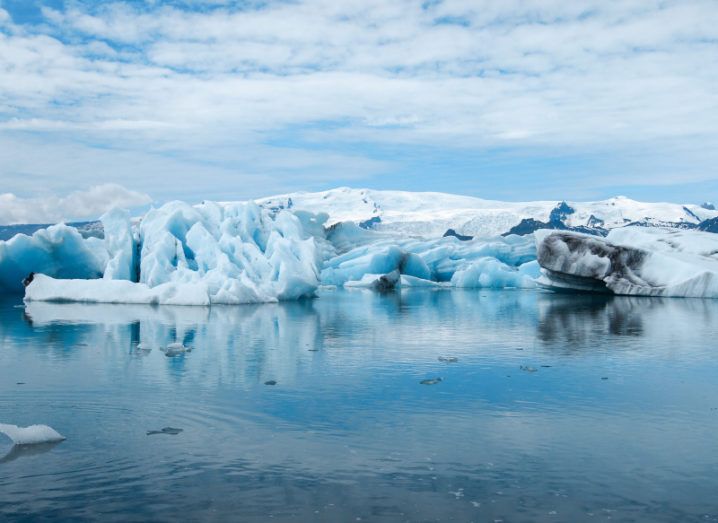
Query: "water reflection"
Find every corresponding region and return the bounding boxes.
[0,441,63,464]
[1,290,718,522]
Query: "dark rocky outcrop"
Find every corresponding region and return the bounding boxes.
[443,228,473,241]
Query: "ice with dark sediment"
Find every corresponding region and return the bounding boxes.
[536,227,718,298]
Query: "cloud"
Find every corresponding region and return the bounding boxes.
[0,0,716,200]
[0,184,152,225]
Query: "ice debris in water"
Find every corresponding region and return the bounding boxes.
[161,342,191,357]
[146,427,183,436]
[520,365,538,373]
[136,343,152,352]
[0,423,66,445]
[420,378,443,385]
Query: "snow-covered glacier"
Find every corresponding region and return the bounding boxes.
[257,188,718,238]
[3,188,718,304]
[536,227,718,298]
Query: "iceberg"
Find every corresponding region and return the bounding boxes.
[536,227,718,298]
[16,203,539,303]
[321,233,537,289]
[23,201,321,305]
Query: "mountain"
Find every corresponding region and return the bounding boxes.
[2,188,716,243]
[256,188,717,238]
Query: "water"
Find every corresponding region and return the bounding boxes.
[1,289,718,522]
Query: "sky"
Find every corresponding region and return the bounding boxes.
[1,0,717,223]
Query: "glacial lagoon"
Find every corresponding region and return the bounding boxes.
[1,289,718,522]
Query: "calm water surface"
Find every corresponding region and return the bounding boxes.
[1,289,718,522]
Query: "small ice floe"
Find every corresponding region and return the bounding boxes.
[0,423,66,445]
[146,427,183,436]
[161,342,192,357]
[438,356,458,363]
[520,365,538,373]
[449,488,464,499]
[264,380,277,386]
[420,377,443,385]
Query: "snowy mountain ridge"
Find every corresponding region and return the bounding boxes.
[255,187,718,239]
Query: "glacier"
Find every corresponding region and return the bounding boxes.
[4,188,718,304]
[257,188,718,238]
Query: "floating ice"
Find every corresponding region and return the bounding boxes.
[0,423,66,445]
[24,201,321,305]
[321,234,536,290]
[450,258,536,289]
[11,189,718,304]
[146,427,183,436]
[161,342,192,357]
[536,228,718,298]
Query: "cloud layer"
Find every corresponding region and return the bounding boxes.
[0,184,151,224]
[0,0,717,201]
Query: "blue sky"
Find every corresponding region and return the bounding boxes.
[1,0,717,219]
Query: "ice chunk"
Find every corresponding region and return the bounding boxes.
[344,270,401,291]
[0,423,66,445]
[518,260,541,279]
[536,228,718,297]
[450,258,536,289]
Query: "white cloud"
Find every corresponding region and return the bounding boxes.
[0,184,152,225]
[0,0,716,199]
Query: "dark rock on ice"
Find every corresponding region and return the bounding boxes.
[443,229,473,241]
